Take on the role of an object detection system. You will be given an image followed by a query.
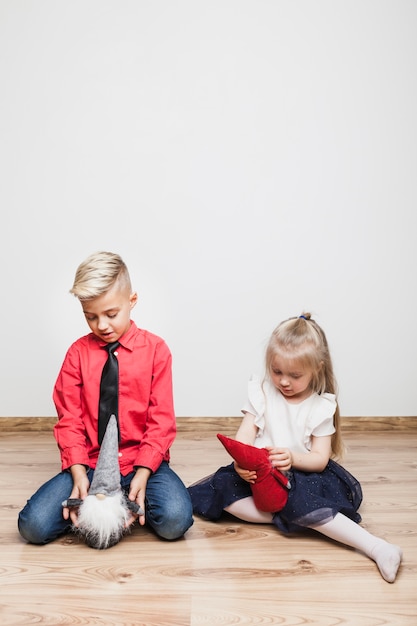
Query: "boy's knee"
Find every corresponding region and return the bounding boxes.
[18,507,65,545]
[155,514,194,541]
[148,502,194,541]
[18,512,48,545]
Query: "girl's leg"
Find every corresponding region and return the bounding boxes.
[18,471,75,544]
[311,513,402,583]
[225,496,274,523]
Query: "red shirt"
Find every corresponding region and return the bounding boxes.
[53,321,176,474]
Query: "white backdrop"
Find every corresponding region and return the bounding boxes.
[1,1,416,418]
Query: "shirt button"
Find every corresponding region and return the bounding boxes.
[118,452,122,457]
[114,351,118,356]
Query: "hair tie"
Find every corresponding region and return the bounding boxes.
[299,315,307,320]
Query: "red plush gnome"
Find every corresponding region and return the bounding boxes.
[217,433,291,512]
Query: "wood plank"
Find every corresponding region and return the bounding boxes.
[0,427,416,625]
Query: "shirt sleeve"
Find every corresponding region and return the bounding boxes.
[241,375,267,435]
[303,392,336,449]
[53,343,91,471]
[131,339,176,473]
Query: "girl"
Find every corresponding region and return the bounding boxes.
[188,313,402,583]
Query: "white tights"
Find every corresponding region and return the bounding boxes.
[225,499,402,583]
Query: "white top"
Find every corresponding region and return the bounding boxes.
[241,376,336,455]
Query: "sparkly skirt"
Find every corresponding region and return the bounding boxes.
[188,460,363,533]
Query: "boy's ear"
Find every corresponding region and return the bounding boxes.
[130,292,138,309]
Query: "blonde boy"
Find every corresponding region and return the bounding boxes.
[18,251,193,544]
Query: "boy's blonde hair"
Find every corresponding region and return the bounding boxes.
[70,251,131,301]
[264,313,344,459]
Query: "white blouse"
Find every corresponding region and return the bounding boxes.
[241,376,336,454]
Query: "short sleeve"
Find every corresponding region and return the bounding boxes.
[241,375,267,435]
[304,392,336,449]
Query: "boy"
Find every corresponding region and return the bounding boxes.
[18,251,193,544]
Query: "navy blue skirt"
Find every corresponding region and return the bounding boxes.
[188,459,363,533]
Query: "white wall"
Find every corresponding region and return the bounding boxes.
[1,1,416,418]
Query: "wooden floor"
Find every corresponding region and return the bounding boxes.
[1,418,416,626]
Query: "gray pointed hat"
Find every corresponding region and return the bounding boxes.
[89,414,121,497]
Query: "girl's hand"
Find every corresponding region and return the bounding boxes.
[234,462,257,484]
[267,447,293,472]
[127,467,151,527]
[268,436,332,473]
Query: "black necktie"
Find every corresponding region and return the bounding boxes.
[98,341,120,445]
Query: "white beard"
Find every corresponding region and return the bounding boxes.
[76,491,130,549]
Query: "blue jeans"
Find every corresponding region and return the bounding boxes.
[18,461,193,544]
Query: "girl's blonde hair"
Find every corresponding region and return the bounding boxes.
[70,251,131,301]
[264,312,344,459]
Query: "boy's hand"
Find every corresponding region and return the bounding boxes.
[127,467,151,527]
[234,461,257,484]
[63,464,90,526]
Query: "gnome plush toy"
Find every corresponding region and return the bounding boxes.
[217,433,291,512]
[62,415,143,549]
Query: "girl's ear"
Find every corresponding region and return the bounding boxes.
[129,292,138,309]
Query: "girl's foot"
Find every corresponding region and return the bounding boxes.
[371,540,403,583]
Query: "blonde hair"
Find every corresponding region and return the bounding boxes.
[264,312,344,459]
[70,251,131,301]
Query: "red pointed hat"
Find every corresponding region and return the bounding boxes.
[217,433,290,512]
